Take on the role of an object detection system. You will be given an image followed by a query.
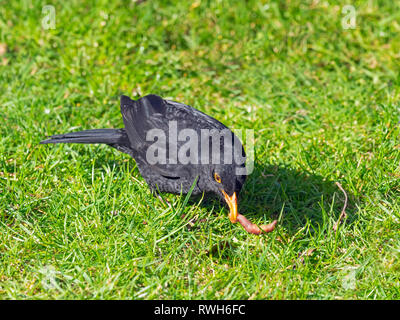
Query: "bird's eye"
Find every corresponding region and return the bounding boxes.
[214,172,222,183]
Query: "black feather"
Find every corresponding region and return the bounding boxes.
[40,128,128,145]
[40,94,246,199]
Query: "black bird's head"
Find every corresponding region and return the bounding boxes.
[207,163,246,223]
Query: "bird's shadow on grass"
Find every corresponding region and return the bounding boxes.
[194,163,359,237]
[235,164,359,235]
[186,163,361,261]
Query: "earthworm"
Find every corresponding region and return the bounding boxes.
[236,214,277,235]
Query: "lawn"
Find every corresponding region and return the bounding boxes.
[0,0,399,299]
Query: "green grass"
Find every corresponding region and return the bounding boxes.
[1,0,400,299]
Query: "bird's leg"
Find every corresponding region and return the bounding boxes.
[153,190,171,207]
[159,195,171,207]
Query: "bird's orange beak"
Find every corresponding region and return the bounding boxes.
[221,190,238,223]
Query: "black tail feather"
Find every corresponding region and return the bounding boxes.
[40,128,128,145]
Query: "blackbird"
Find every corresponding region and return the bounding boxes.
[40,94,277,234]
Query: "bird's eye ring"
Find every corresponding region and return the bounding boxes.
[214,172,222,183]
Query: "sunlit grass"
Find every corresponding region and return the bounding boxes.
[0,0,399,299]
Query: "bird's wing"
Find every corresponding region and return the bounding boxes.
[120,95,188,179]
[120,94,166,150]
[164,99,230,131]
[120,94,235,179]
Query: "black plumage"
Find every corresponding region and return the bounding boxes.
[41,94,261,231]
